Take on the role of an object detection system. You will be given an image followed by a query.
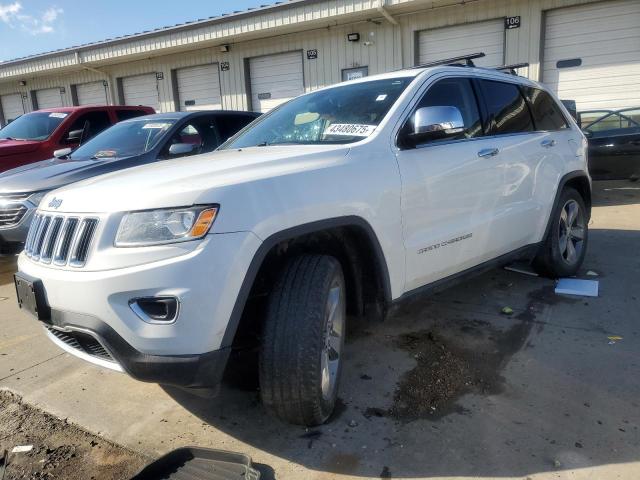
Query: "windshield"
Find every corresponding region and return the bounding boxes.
[70,119,176,160]
[221,77,413,148]
[0,112,68,141]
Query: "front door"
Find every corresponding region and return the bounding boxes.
[395,76,509,292]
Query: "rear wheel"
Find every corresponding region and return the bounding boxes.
[533,187,588,278]
[259,254,346,425]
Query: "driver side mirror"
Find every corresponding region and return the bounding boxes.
[402,106,465,148]
[64,129,84,145]
[168,143,196,156]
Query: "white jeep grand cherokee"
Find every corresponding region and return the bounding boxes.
[15,56,590,426]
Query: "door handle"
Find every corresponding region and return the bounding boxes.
[541,139,556,148]
[478,148,499,158]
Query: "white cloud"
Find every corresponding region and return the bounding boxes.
[0,2,62,35]
[0,2,22,23]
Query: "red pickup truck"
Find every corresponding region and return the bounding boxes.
[0,105,155,173]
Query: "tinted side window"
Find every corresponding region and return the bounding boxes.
[524,87,568,130]
[117,109,150,121]
[480,80,534,135]
[406,78,483,143]
[67,111,112,139]
[216,114,257,142]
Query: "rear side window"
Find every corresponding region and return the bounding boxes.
[216,114,257,142]
[67,111,112,139]
[116,109,150,121]
[480,80,534,135]
[524,87,568,130]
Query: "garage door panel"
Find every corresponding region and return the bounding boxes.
[249,51,304,113]
[122,74,159,111]
[176,64,221,111]
[36,88,63,109]
[76,82,108,106]
[543,0,640,111]
[417,20,505,68]
[1,94,24,124]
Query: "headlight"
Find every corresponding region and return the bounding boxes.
[28,191,48,206]
[115,206,218,247]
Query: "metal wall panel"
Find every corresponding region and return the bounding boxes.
[542,0,640,110]
[35,88,64,109]
[175,64,222,111]
[417,19,506,67]
[248,51,305,112]
[76,81,109,105]
[0,93,25,125]
[121,73,159,110]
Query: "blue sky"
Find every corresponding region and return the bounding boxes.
[0,0,268,62]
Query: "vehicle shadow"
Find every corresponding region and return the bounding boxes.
[164,227,640,478]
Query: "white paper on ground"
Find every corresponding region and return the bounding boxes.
[12,445,33,453]
[555,278,599,297]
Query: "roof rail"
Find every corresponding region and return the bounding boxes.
[496,62,530,75]
[410,52,486,70]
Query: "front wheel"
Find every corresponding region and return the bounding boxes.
[533,187,589,278]
[259,254,346,426]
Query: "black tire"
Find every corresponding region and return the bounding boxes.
[259,254,346,426]
[533,187,588,278]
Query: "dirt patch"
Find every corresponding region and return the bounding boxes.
[386,287,552,422]
[0,390,148,480]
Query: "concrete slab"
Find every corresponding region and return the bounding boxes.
[1,180,639,479]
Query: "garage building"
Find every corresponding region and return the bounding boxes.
[0,0,638,126]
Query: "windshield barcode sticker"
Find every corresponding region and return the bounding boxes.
[325,124,376,137]
[49,112,68,118]
[142,123,170,129]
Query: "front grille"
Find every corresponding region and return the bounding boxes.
[25,213,99,267]
[45,326,115,362]
[0,205,27,227]
[0,193,30,227]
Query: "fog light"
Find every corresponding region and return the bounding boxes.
[130,297,179,324]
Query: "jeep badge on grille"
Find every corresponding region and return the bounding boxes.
[48,197,62,209]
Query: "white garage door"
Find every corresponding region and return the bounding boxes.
[36,88,63,109]
[417,19,505,67]
[1,93,25,125]
[543,0,640,111]
[76,81,108,106]
[176,64,222,111]
[249,51,304,112]
[122,74,159,111]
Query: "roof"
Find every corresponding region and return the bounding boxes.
[121,110,260,122]
[35,105,154,113]
[0,0,307,66]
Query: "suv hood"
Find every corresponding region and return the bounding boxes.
[0,139,41,156]
[0,155,143,194]
[39,145,350,214]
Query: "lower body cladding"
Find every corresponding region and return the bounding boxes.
[16,231,262,389]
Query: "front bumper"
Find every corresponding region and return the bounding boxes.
[43,309,230,388]
[17,231,262,384]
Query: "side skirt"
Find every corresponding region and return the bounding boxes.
[393,243,540,306]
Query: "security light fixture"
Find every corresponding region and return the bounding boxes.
[19,80,26,86]
[347,33,360,42]
[219,44,230,52]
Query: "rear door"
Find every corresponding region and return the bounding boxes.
[477,79,569,249]
[584,109,640,180]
